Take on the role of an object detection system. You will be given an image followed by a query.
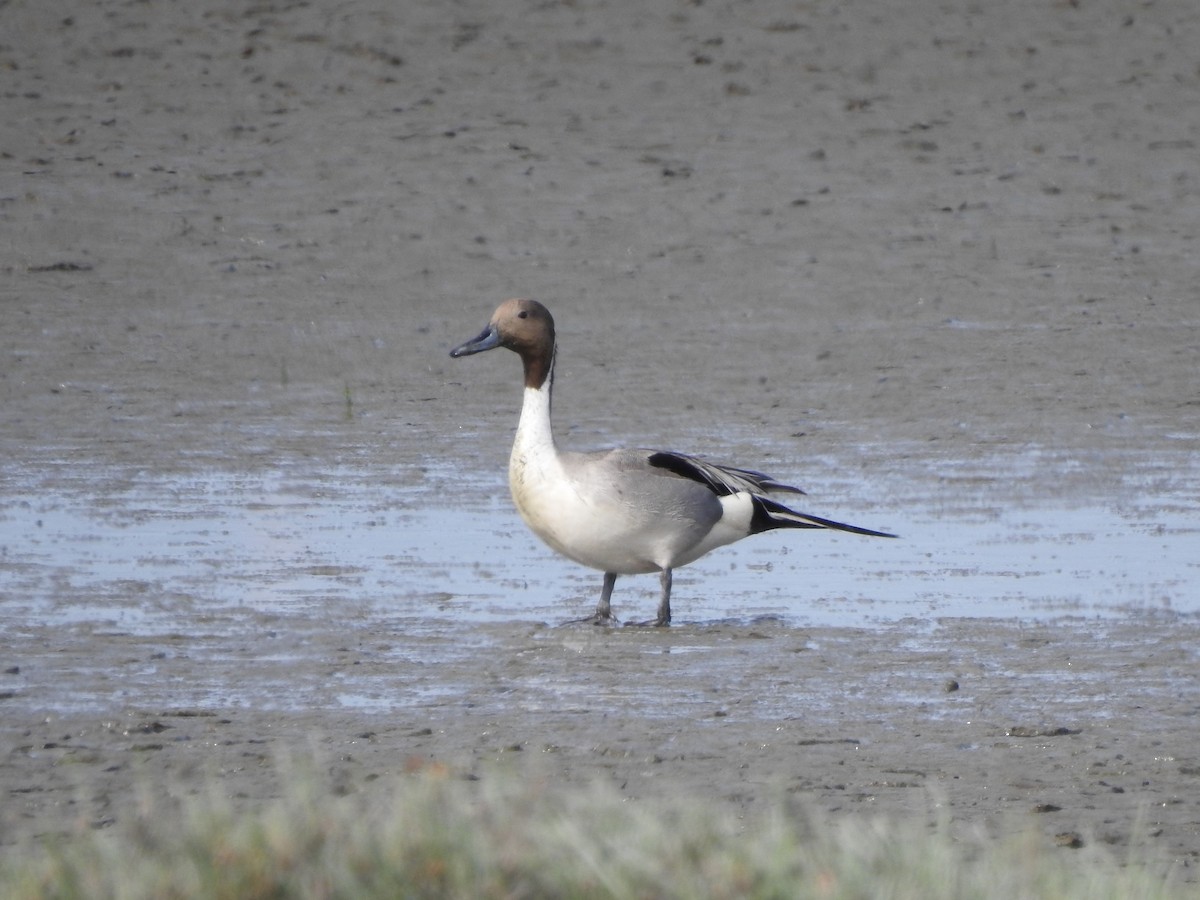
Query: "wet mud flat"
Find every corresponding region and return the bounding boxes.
[3,613,1199,879]
[2,0,1200,887]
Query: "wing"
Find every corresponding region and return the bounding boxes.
[647,450,896,538]
[645,450,806,497]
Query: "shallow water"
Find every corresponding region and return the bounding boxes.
[3,451,1194,654]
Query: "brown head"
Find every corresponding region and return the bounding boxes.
[449,298,557,389]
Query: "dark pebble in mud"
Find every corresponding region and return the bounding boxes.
[1007,726,1080,738]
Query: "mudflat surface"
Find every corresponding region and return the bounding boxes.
[2,0,1198,882]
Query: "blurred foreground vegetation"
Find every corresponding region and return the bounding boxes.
[0,762,1186,899]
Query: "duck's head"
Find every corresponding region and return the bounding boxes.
[450,298,556,388]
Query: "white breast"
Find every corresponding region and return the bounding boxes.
[507,386,746,575]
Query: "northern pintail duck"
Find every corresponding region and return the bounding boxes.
[450,299,895,626]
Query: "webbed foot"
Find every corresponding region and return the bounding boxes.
[561,610,620,627]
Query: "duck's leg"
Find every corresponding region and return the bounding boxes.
[564,572,620,626]
[654,568,672,626]
[593,571,619,624]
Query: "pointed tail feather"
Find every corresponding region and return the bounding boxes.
[753,496,897,538]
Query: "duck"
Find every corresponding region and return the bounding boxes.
[449,298,895,626]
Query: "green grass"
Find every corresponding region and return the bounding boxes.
[1,765,1185,900]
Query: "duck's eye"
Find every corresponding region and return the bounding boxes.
[517,310,528,319]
